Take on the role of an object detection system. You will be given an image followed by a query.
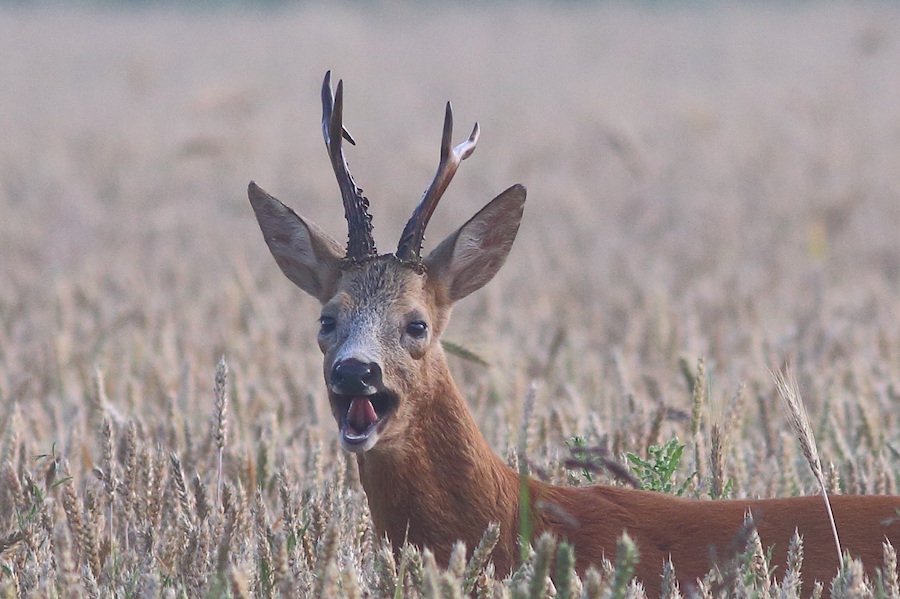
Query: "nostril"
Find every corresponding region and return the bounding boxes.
[363,363,381,386]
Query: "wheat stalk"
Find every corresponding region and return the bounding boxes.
[772,366,842,569]
[463,522,500,594]
[528,532,556,598]
[213,356,229,514]
[690,357,707,482]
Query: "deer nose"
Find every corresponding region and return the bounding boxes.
[330,359,382,395]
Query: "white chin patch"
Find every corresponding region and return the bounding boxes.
[341,426,380,453]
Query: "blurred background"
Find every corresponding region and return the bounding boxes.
[2,0,900,487]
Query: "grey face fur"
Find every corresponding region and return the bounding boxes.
[318,257,438,452]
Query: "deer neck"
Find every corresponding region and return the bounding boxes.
[354,356,520,569]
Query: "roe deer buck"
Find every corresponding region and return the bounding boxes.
[249,72,900,596]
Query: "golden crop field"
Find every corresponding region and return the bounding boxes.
[2,3,900,597]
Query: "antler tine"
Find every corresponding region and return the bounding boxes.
[322,71,377,261]
[396,102,480,263]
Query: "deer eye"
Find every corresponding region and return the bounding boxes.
[405,320,428,339]
[319,315,336,334]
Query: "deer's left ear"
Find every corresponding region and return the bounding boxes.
[424,184,526,303]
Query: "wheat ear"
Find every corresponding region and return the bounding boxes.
[772,366,842,569]
[213,356,229,514]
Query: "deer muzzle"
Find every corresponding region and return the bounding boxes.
[329,359,396,452]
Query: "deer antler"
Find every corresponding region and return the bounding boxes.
[322,71,377,262]
[396,102,479,263]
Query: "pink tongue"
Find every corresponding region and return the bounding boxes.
[347,397,378,433]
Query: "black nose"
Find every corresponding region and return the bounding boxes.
[331,359,382,394]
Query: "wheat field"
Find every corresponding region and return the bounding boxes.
[2,3,900,597]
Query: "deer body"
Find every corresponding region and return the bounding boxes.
[250,72,900,595]
[354,357,900,593]
[350,343,900,594]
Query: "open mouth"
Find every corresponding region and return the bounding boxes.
[331,390,397,452]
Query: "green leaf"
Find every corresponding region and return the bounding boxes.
[441,340,490,367]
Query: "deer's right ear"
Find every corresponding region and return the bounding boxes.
[248,182,344,303]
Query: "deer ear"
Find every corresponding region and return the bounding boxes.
[248,181,344,303]
[424,184,526,303]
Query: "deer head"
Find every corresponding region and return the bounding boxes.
[249,72,526,455]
